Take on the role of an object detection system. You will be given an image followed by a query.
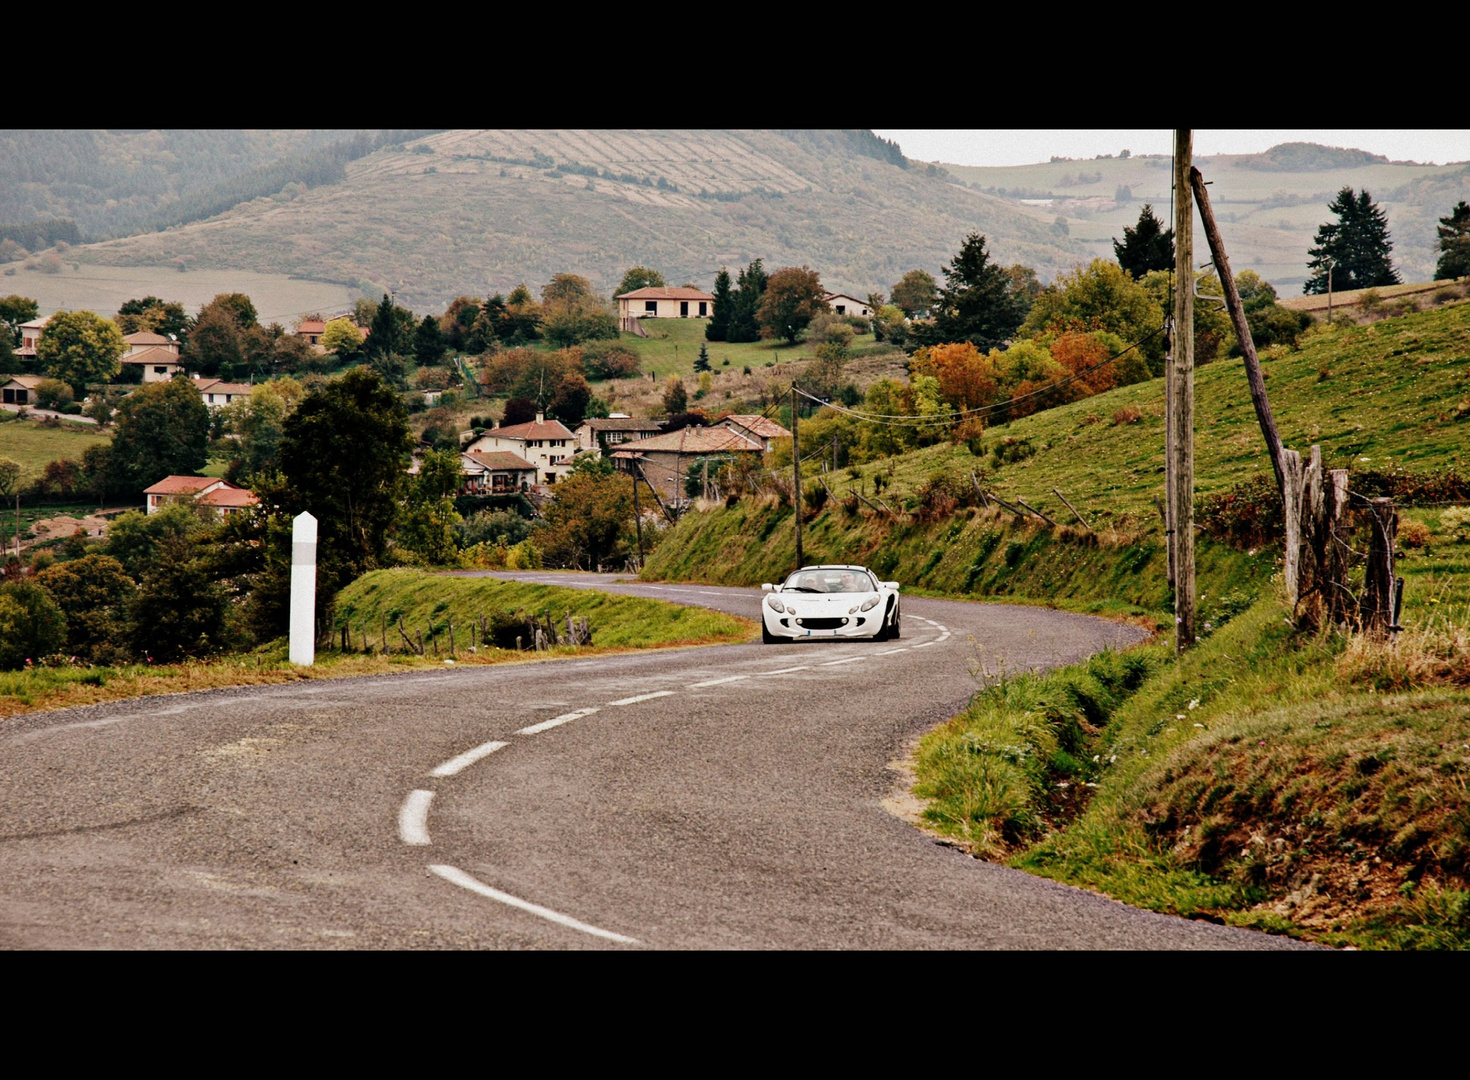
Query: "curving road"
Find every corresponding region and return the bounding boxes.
[0,573,1318,949]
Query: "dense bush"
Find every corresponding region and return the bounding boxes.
[0,581,68,669]
[1198,473,1283,548]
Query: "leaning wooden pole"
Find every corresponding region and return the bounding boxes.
[791,384,803,572]
[1172,130,1196,652]
[1191,165,1287,500]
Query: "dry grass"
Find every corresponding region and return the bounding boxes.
[1336,618,1470,690]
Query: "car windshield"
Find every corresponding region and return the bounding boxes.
[782,570,874,594]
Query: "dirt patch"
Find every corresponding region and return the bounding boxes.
[23,513,111,550]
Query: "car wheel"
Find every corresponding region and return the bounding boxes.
[873,599,894,641]
[891,610,901,639]
[762,621,781,644]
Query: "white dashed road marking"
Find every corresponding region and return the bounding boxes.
[819,656,864,666]
[399,790,434,846]
[607,691,678,706]
[430,740,509,777]
[757,666,810,675]
[690,675,749,687]
[429,864,640,944]
[518,708,599,735]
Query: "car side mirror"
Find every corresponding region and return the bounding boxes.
[761,583,774,591]
[883,582,900,591]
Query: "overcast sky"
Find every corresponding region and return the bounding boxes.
[871,130,1470,169]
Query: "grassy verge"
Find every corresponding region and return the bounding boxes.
[0,569,756,721]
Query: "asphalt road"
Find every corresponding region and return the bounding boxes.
[0,572,1320,950]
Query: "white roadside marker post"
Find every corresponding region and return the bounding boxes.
[289,511,318,666]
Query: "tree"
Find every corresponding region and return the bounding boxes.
[501,284,543,344]
[116,296,189,341]
[694,342,712,372]
[366,294,411,359]
[1112,203,1174,279]
[533,471,635,571]
[0,295,39,349]
[414,314,447,365]
[0,458,20,557]
[757,265,826,344]
[1435,200,1470,281]
[127,532,231,662]
[278,367,415,598]
[0,581,68,669]
[397,449,463,567]
[547,371,593,427]
[502,397,538,426]
[705,267,733,342]
[108,376,212,491]
[661,375,688,415]
[206,293,259,330]
[616,266,665,296]
[727,260,768,344]
[1023,259,1167,375]
[890,269,937,318]
[183,302,243,377]
[34,553,135,663]
[35,310,125,394]
[321,317,364,356]
[911,233,1026,353]
[225,379,302,480]
[1304,187,1399,294]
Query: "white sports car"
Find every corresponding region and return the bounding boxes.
[760,564,901,643]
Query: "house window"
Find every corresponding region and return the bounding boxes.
[835,304,846,315]
[699,301,707,316]
[154,367,168,375]
[644,301,657,314]
[680,301,689,317]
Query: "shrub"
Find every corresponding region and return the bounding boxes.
[1397,519,1433,549]
[1111,406,1142,426]
[1357,288,1384,314]
[1198,473,1283,547]
[505,539,543,569]
[1433,287,1462,304]
[0,581,68,669]
[1351,468,1470,506]
[991,435,1036,466]
[33,378,73,410]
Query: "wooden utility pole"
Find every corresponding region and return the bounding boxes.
[791,384,803,571]
[1171,130,1196,652]
[631,467,644,568]
[1191,166,1287,497]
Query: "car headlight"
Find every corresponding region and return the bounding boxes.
[766,595,786,614]
[859,595,880,611]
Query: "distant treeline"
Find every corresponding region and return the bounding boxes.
[0,218,81,251]
[139,130,443,236]
[779,130,908,169]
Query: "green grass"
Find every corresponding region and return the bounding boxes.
[614,317,885,382]
[0,568,757,719]
[0,412,110,478]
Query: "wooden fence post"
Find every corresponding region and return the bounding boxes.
[1282,448,1303,609]
[1360,497,1398,638]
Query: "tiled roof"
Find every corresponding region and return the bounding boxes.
[2,374,45,388]
[195,379,253,396]
[578,417,662,432]
[121,347,183,365]
[721,414,791,439]
[614,427,763,454]
[615,286,714,301]
[195,486,259,508]
[464,450,536,472]
[143,476,221,495]
[297,320,326,333]
[478,418,576,441]
[123,331,173,346]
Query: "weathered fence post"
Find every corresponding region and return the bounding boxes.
[1360,497,1398,638]
[1282,448,1304,609]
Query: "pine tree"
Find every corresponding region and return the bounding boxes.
[728,259,768,343]
[694,342,711,372]
[1304,188,1399,294]
[911,233,1025,352]
[1113,204,1174,279]
[1434,200,1470,281]
[706,268,732,342]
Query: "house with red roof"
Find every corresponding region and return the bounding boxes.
[463,412,579,487]
[718,413,791,453]
[611,425,763,508]
[615,286,714,322]
[143,476,258,517]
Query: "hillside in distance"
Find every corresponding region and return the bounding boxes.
[65,130,1096,312]
[928,141,1470,292]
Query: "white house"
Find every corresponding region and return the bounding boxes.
[463,413,578,487]
[143,475,258,517]
[616,286,714,321]
[822,292,872,318]
[122,346,185,383]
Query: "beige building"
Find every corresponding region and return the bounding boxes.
[143,475,258,517]
[616,286,714,322]
[463,413,578,487]
[822,292,872,318]
[123,346,185,383]
[574,415,663,454]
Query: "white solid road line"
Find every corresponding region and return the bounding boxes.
[819,656,864,666]
[911,640,937,649]
[874,648,908,655]
[430,740,509,777]
[690,675,748,687]
[607,691,677,706]
[399,790,434,846]
[518,708,599,735]
[429,864,639,944]
[757,665,810,675]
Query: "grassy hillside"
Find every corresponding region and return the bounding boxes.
[640,296,1470,947]
[932,145,1470,292]
[0,412,109,478]
[52,129,1095,313]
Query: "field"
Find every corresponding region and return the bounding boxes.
[1,262,359,324]
[0,412,110,478]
